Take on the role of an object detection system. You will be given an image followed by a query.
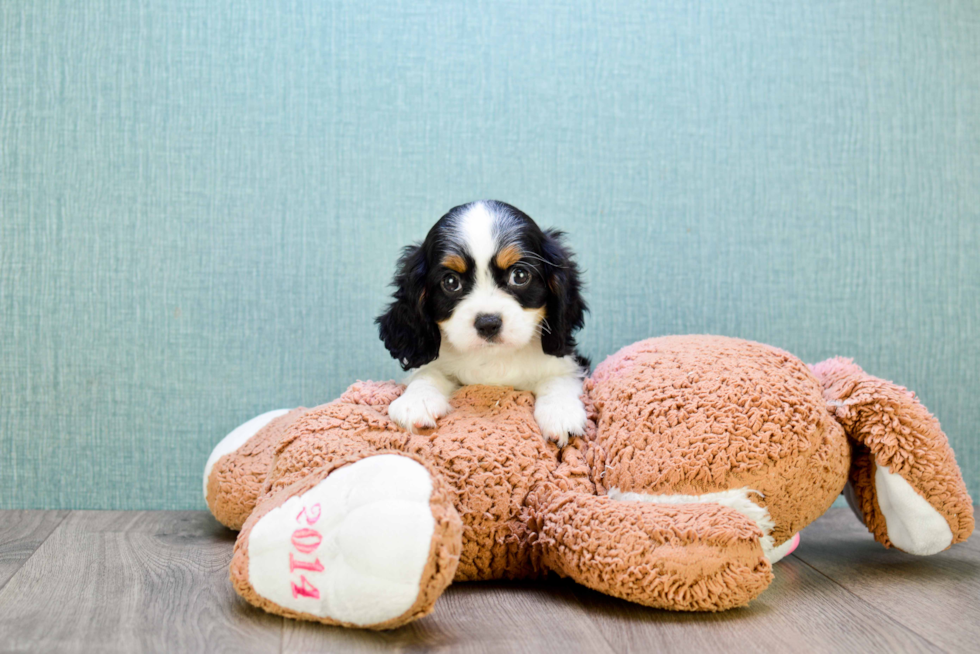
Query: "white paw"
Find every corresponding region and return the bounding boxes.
[247,455,436,626]
[875,465,953,555]
[389,388,451,431]
[534,394,587,447]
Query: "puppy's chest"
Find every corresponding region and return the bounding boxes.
[443,351,545,390]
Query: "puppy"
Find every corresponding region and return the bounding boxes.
[376,200,589,446]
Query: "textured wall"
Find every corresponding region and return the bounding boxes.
[2,0,978,509]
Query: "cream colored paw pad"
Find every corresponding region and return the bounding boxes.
[875,465,953,555]
[247,455,435,626]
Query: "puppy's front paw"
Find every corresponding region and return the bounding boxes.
[389,389,451,432]
[534,394,587,447]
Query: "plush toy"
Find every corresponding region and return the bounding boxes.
[203,335,974,630]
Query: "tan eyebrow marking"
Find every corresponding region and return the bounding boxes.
[442,254,467,273]
[495,245,522,269]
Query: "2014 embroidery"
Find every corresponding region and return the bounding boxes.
[289,503,323,600]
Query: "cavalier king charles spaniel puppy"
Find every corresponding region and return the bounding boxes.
[376,200,589,446]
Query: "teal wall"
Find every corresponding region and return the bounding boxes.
[2,0,978,510]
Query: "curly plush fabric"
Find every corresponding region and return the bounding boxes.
[532,491,773,610]
[207,407,309,530]
[252,384,588,581]
[811,357,974,547]
[204,335,974,629]
[586,336,850,546]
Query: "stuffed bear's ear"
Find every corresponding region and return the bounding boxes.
[376,244,441,370]
[540,228,588,361]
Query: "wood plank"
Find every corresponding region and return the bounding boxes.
[0,510,68,591]
[1,508,974,653]
[0,511,282,654]
[283,581,618,654]
[792,507,980,653]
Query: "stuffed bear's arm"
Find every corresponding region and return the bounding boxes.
[811,357,974,554]
[526,487,774,611]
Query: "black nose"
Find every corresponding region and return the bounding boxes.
[474,313,503,339]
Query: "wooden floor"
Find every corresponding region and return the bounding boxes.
[0,509,976,653]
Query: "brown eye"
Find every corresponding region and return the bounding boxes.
[442,273,461,293]
[509,267,530,287]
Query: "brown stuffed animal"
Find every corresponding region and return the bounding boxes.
[203,336,974,629]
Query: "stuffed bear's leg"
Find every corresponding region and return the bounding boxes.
[230,452,462,630]
[204,382,408,530]
[529,489,774,611]
[811,357,974,554]
[204,408,306,530]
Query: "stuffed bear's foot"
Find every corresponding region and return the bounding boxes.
[230,454,462,629]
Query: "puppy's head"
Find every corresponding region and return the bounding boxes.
[376,200,587,370]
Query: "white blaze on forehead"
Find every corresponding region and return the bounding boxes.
[455,201,499,285]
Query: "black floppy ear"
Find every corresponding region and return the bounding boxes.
[375,244,441,370]
[540,228,587,359]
